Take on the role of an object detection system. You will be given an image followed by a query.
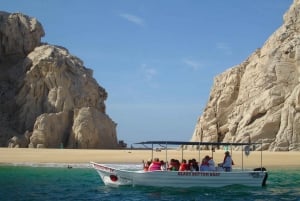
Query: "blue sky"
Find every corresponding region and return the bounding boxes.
[2,1,293,146]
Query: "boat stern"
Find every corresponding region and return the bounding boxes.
[253,167,268,186]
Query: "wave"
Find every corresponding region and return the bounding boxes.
[0,162,143,169]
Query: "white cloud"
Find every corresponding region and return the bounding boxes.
[216,42,232,55]
[182,58,201,71]
[119,13,145,27]
[140,64,157,81]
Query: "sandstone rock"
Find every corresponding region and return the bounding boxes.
[191,0,300,151]
[68,107,118,149]
[29,111,71,148]
[8,131,31,148]
[0,11,44,60]
[0,12,118,148]
[16,45,107,131]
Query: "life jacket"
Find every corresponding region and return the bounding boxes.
[179,163,189,171]
[149,162,161,171]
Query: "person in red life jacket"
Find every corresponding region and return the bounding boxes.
[149,158,161,171]
[221,151,234,172]
[179,159,189,171]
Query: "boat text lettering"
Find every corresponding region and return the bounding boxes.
[177,172,220,176]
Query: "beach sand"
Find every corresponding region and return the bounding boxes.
[0,148,299,169]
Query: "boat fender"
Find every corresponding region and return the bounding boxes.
[110,175,118,182]
[244,145,250,156]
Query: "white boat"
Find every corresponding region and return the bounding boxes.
[91,141,268,188]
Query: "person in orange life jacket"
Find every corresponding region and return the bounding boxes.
[222,151,234,172]
[179,159,189,171]
[149,158,161,171]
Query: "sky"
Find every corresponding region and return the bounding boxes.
[2,0,293,146]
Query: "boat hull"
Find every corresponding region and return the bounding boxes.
[91,162,267,188]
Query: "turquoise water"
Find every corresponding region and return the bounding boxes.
[0,165,299,201]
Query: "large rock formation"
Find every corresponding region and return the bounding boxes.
[0,11,118,148]
[191,0,300,151]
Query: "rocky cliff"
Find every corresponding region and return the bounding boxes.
[191,0,300,151]
[0,11,118,148]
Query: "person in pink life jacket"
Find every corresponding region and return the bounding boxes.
[149,158,161,171]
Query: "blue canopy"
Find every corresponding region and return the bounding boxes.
[134,140,259,146]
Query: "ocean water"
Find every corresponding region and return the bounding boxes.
[0,164,299,201]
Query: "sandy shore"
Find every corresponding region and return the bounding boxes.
[1,148,299,169]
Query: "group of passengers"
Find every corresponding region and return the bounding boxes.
[143,158,200,171]
[143,151,234,172]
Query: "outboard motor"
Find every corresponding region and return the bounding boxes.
[253,167,268,186]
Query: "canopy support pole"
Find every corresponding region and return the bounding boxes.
[198,142,201,164]
[181,146,183,161]
[165,142,168,164]
[151,143,153,160]
[242,145,244,171]
[261,140,263,170]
